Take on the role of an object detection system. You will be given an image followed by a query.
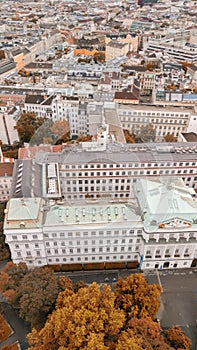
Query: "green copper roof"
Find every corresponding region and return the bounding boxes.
[7,198,42,221]
[135,177,197,231]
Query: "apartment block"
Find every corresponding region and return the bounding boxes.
[117,105,192,141]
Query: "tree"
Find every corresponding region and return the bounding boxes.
[0,262,28,306]
[0,313,12,342]
[0,263,60,329]
[115,274,161,325]
[27,282,125,349]
[73,280,88,293]
[138,123,156,143]
[29,118,54,146]
[124,129,135,143]
[58,276,73,291]
[77,134,92,143]
[164,134,177,143]
[129,317,172,350]
[93,52,105,63]
[164,326,191,350]
[15,112,44,143]
[116,329,142,350]
[50,120,70,144]
[27,277,191,350]
[19,267,60,329]
[1,344,19,350]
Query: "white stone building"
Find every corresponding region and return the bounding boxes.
[0,148,14,202]
[117,104,194,141]
[4,177,197,270]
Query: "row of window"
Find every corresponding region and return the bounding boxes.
[121,117,187,125]
[44,229,138,238]
[120,110,190,118]
[145,247,190,258]
[45,238,139,247]
[60,161,196,170]
[46,254,139,263]
[45,245,140,254]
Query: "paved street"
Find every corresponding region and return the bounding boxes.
[160,272,197,350]
[0,302,30,350]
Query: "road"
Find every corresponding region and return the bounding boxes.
[159,272,197,350]
[0,302,30,350]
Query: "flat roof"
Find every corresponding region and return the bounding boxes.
[34,142,197,164]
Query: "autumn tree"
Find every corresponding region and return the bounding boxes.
[115,274,161,325]
[15,112,44,143]
[0,263,60,329]
[124,129,135,143]
[77,134,92,143]
[116,329,142,350]
[0,262,28,306]
[58,276,74,291]
[29,118,54,146]
[19,267,60,329]
[129,317,172,349]
[27,282,126,349]
[1,344,19,350]
[50,120,70,144]
[0,313,12,342]
[138,123,156,143]
[164,326,191,350]
[164,134,177,143]
[73,279,88,293]
[93,52,105,63]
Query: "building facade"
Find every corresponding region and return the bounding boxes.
[117,104,193,141]
[0,161,14,202]
[4,178,197,270]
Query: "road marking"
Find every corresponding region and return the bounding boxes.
[156,269,163,293]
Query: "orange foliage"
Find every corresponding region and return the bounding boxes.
[1,343,20,350]
[0,314,12,342]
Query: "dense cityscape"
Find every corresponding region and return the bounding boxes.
[0,0,197,349]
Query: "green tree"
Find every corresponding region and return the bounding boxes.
[115,274,161,325]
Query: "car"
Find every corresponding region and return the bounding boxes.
[104,277,109,282]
